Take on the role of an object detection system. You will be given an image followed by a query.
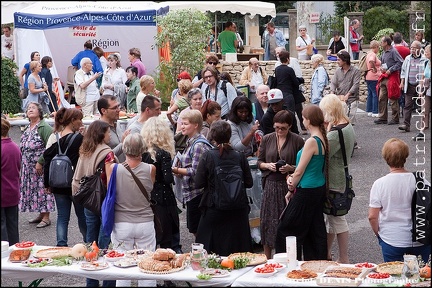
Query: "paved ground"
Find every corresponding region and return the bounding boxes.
[2,102,430,286]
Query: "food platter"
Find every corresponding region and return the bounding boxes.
[80,261,109,271]
[199,268,230,278]
[376,261,404,275]
[13,241,35,250]
[316,265,368,287]
[9,249,31,262]
[286,269,318,282]
[365,272,392,284]
[227,252,267,266]
[301,260,340,273]
[22,258,53,266]
[34,247,72,259]
[113,259,138,268]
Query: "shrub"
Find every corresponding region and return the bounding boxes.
[1,57,21,114]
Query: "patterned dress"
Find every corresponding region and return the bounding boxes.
[19,123,55,213]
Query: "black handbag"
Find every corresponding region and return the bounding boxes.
[73,160,106,216]
[323,127,355,216]
[267,73,277,89]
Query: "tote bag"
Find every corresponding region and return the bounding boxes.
[101,164,117,237]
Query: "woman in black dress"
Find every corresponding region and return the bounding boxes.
[194,120,254,255]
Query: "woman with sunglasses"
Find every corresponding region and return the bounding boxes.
[257,110,304,259]
[192,55,220,89]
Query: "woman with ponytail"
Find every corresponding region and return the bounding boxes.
[275,104,329,261]
[194,120,254,256]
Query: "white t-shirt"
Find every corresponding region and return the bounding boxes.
[369,173,424,247]
[296,35,313,58]
[1,34,14,59]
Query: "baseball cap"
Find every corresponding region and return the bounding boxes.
[267,89,284,104]
[177,71,192,81]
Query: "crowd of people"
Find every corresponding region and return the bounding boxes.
[1,19,431,287]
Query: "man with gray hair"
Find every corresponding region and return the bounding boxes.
[398,40,427,133]
[74,57,102,117]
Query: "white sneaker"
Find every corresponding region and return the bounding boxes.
[372,114,379,117]
[367,112,372,117]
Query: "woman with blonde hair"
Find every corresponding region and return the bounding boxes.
[167,79,193,127]
[310,53,329,105]
[136,75,160,113]
[365,40,382,117]
[141,117,179,251]
[25,60,50,114]
[275,105,329,260]
[319,94,355,263]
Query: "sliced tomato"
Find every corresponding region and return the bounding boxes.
[15,241,35,248]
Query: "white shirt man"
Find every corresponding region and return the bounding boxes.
[75,57,101,117]
[1,26,14,60]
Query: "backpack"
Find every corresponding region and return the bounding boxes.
[411,172,431,245]
[358,53,369,77]
[209,150,250,210]
[205,80,244,101]
[49,133,78,188]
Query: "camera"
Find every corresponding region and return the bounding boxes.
[275,160,286,171]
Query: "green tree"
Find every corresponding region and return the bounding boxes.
[363,7,408,43]
[1,57,21,114]
[154,9,211,107]
[334,1,410,14]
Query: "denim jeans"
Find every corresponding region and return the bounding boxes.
[84,208,115,287]
[54,194,86,247]
[366,80,379,114]
[1,205,19,245]
[378,236,431,263]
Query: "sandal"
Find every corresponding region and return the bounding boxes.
[29,217,43,224]
[36,219,51,228]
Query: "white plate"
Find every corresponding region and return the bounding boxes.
[80,261,109,271]
[199,268,230,278]
[113,259,138,268]
[265,261,286,271]
[253,265,277,277]
[366,273,392,284]
[104,254,125,262]
[354,262,377,270]
[22,258,53,266]
[12,242,35,250]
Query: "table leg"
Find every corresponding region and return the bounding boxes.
[18,279,44,287]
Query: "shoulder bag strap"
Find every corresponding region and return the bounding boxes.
[335,127,350,190]
[63,133,79,155]
[122,162,152,205]
[300,36,308,46]
[55,133,62,154]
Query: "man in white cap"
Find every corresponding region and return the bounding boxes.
[260,88,299,135]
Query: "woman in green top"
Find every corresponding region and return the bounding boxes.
[275,104,329,261]
[125,66,140,113]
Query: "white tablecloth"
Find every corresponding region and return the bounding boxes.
[1,246,253,287]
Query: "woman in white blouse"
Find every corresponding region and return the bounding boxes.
[101,53,127,107]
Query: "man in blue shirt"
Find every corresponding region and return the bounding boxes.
[71,40,103,74]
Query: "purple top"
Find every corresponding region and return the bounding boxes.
[131,58,146,78]
[1,138,22,207]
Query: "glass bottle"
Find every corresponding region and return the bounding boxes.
[402,254,420,283]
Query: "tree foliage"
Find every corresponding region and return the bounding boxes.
[334,1,410,14]
[1,57,21,114]
[363,7,408,43]
[154,9,211,106]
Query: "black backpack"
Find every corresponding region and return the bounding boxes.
[411,172,431,245]
[49,133,78,188]
[209,150,249,210]
[205,80,244,101]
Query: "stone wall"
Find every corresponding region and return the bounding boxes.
[220,60,367,102]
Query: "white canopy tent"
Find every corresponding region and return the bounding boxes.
[13,1,168,108]
[162,1,276,45]
[1,1,36,24]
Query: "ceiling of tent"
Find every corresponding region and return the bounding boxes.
[1,1,36,24]
[162,1,276,18]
